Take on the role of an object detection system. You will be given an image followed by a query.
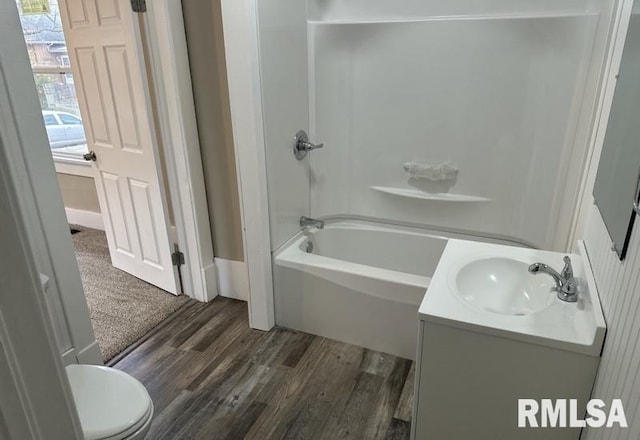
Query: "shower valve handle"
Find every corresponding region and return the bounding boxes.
[294,130,323,160]
[299,140,324,151]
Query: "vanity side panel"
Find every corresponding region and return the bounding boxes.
[411,319,426,440]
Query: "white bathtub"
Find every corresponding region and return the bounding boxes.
[274,221,443,359]
[274,220,520,360]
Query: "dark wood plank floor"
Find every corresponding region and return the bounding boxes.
[113,297,414,440]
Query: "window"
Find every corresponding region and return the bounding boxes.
[16,0,88,157]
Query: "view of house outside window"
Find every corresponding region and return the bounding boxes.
[17,0,88,156]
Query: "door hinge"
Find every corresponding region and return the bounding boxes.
[172,244,185,295]
[172,249,185,267]
[130,0,146,13]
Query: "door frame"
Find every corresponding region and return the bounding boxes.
[51,0,219,302]
[220,0,275,330]
[0,2,84,437]
[0,149,82,440]
[2,0,102,366]
[138,0,219,302]
[3,0,220,368]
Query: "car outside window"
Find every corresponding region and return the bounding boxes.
[59,114,81,125]
[43,114,58,126]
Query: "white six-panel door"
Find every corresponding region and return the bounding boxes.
[59,0,180,294]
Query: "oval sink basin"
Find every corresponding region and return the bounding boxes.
[455,258,555,316]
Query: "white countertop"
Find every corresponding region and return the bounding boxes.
[419,239,606,357]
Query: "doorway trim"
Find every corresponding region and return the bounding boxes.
[140,0,219,302]
[0,5,92,435]
[221,0,275,330]
[0,38,83,436]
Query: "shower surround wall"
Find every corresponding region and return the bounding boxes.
[308,5,599,250]
[260,0,601,252]
[259,0,310,250]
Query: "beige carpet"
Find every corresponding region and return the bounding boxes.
[71,226,189,362]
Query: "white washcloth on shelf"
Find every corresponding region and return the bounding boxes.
[403,161,459,181]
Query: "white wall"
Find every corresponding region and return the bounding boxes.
[582,205,640,438]
[256,0,310,250]
[256,0,609,251]
[577,0,640,437]
[309,7,597,249]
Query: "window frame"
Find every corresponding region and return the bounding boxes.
[18,0,91,175]
[32,66,92,174]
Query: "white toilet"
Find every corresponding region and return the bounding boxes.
[66,364,154,440]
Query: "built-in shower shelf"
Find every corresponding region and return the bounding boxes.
[308,12,597,25]
[370,186,490,202]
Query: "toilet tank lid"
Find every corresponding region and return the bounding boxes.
[66,364,152,440]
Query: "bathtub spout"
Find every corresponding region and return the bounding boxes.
[300,216,324,230]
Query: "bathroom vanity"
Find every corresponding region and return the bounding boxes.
[412,240,606,440]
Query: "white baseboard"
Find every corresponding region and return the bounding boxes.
[76,341,103,365]
[215,258,249,302]
[61,341,102,366]
[65,208,104,230]
[199,262,219,302]
[61,348,78,366]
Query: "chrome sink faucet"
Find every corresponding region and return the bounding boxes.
[528,256,577,303]
[300,216,324,230]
